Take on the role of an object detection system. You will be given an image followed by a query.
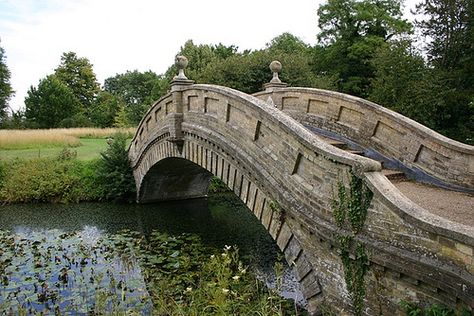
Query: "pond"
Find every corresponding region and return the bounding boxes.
[0,193,305,314]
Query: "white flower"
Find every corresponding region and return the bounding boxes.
[232,275,240,281]
[221,253,227,257]
[222,288,229,294]
[185,287,192,292]
[224,245,231,251]
[210,255,215,259]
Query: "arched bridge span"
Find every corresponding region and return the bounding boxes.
[129,72,473,315]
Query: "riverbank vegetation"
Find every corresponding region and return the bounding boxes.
[0,227,305,315]
[0,132,135,203]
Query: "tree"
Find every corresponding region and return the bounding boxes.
[0,41,14,121]
[266,32,310,54]
[54,52,100,110]
[369,40,444,129]
[167,34,334,95]
[90,91,125,127]
[104,70,165,126]
[24,75,81,128]
[316,0,412,96]
[416,0,471,70]
[415,0,474,142]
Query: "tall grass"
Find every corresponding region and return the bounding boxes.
[0,128,136,150]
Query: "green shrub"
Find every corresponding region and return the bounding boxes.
[0,158,83,203]
[400,301,472,316]
[96,132,136,202]
[208,176,230,194]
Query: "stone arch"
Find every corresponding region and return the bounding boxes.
[133,128,325,311]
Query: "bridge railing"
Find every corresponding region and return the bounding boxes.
[254,87,474,192]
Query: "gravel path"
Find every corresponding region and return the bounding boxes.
[394,180,474,227]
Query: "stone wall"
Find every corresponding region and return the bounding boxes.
[254,88,474,192]
[130,83,474,315]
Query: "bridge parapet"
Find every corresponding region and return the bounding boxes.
[254,88,474,192]
[129,60,474,314]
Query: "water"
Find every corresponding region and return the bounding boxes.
[0,194,304,314]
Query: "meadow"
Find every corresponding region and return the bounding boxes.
[0,128,136,160]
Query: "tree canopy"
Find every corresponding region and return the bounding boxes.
[24,75,81,128]
[54,52,100,109]
[5,1,473,143]
[0,41,14,121]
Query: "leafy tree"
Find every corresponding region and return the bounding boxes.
[24,75,81,128]
[416,0,471,70]
[1,109,26,129]
[0,41,14,121]
[169,34,334,94]
[165,40,239,81]
[415,0,474,142]
[54,52,100,110]
[369,40,446,129]
[90,91,125,127]
[316,0,412,96]
[104,70,165,125]
[266,32,310,54]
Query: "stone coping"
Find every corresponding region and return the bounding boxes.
[254,87,474,153]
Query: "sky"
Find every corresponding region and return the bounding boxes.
[0,0,420,112]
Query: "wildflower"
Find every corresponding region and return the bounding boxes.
[222,288,230,294]
[232,275,240,281]
[224,245,231,251]
[185,287,192,292]
[221,253,227,257]
[210,255,215,259]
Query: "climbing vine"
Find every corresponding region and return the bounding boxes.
[332,170,373,316]
[332,171,373,233]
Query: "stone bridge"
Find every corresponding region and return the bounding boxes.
[129,58,474,315]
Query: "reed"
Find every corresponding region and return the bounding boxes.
[0,128,136,150]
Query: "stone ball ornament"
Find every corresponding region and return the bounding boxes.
[269,60,282,83]
[174,55,189,80]
[175,55,188,69]
[269,60,282,74]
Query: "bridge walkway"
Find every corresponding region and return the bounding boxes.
[311,130,474,227]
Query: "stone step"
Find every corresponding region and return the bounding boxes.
[382,169,406,181]
[316,134,347,149]
[347,150,365,156]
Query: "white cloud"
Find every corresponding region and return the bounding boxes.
[1,0,420,112]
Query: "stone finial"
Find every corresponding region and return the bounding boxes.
[269,60,282,83]
[174,55,189,80]
[263,60,287,91]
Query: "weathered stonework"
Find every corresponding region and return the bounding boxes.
[254,88,474,193]
[129,82,474,315]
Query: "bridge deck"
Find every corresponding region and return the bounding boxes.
[394,180,474,227]
[313,131,474,227]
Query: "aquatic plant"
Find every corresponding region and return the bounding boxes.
[0,228,306,315]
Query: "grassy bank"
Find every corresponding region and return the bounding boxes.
[0,128,135,160]
[0,133,136,203]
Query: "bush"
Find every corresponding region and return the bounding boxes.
[400,301,472,316]
[0,157,103,203]
[96,132,136,202]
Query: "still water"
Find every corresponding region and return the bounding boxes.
[0,194,303,314]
